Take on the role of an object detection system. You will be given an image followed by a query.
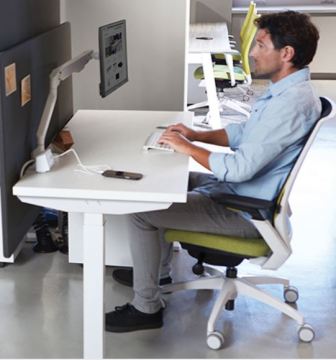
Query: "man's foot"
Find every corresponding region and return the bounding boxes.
[112,268,172,287]
[105,303,163,332]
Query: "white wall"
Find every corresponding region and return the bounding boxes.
[190,0,232,26]
[60,0,189,112]
[310,16,336,74]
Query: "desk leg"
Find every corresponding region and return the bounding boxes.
[83,213,105,359]
[225,54,236,87]
[201,53,221,129]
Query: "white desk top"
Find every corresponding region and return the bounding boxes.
[13,110,192,206]
[189,22,236,54]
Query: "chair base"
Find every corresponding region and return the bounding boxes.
[162,265,313,349]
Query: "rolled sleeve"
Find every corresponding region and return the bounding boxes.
[209,152,228,181]
[225,123,245,149]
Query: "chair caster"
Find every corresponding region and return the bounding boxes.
[298,324,315,343]
[243,95,250,102]
[284,285,299,303]
[225,299,235,311]
[192,262,204,275]
[207,331,225,350]
[0,262,6,268]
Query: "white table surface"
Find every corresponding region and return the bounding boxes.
[189,22,236,54]
[13,109,192,358]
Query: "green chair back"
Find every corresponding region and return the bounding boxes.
[240,12,259,76]
[240,1,256,42]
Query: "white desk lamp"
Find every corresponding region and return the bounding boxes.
[33,50,99,173]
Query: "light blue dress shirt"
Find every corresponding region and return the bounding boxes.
[195,67,321,203]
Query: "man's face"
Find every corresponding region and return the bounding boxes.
[250,29,284,81]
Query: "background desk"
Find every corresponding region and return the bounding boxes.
[189,22,237,129]
[13,109,192,359]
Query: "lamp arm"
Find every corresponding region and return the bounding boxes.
[33,49,98,158]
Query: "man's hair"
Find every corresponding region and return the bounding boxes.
[254,11,319,69]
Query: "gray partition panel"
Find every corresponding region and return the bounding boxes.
[0,0,60,52]
[0,22,73,257]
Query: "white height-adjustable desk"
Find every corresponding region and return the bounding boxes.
[13,109,192,359]
[188,22,238,129]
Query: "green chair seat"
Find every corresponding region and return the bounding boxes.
[194,64,246,82]
[165,229,270,258]
[213,53,242,62]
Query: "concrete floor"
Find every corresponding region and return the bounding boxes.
[0,82,336,359]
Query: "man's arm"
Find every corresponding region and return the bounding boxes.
[166,123,229,147]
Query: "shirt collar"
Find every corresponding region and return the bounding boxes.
[259,67,311,100]
[269,67,311,97]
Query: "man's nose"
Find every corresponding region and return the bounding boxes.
[250,45,257,59]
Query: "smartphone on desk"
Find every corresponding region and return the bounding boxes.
[102,170,143,180]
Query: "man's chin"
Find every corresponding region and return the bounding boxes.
[254,69,269,78]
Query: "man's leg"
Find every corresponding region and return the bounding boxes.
[111,172,211,287]
[106,187,259,332]
[112,236,172,287]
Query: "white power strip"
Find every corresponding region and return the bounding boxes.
[35,149,55,173]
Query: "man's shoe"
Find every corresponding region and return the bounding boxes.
[105,303,163,332]
[112,268,172,287]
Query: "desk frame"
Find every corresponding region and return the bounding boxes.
[13,110,192,358]
[188,23,237,129]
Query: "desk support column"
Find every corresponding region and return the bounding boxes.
[201,53,221,129]
[225,54,236,87]
[83,213,105,359]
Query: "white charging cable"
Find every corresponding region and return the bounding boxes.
[20,159,36,178]
[54,148,112,175]
[20,148,112,178]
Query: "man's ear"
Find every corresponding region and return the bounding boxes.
[281,45,295,64]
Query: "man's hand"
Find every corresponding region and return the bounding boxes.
[159,128,211,170]
[166,123,198,141]
[166,123,229,147]
[159,130,193,154]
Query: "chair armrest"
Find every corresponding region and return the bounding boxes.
[210,193,275,221]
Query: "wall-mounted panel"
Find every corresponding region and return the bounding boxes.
[0,0,60,51]
[0,23,73,257]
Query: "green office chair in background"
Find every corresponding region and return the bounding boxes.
[215,1,256,63]
[190,5,259,119]
[163,97,336,350]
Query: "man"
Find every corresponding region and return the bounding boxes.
[106,11,321,332]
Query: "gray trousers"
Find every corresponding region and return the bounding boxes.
[129,172,260,313]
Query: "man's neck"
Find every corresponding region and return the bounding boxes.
[270,66,298,83]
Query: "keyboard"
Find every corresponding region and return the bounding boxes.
[143,130,174,152]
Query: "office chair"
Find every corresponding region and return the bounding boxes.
[190,9,259,119]
[214,1,256,63]
[162,97,335,350]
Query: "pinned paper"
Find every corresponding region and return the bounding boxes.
[4,63,17,96]
[21,74,31,106]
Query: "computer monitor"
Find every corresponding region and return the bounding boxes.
[99,20,128,98]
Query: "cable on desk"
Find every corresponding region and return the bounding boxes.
[54,148,111,175]
[20,159,35,178]
[19,148,112,177]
